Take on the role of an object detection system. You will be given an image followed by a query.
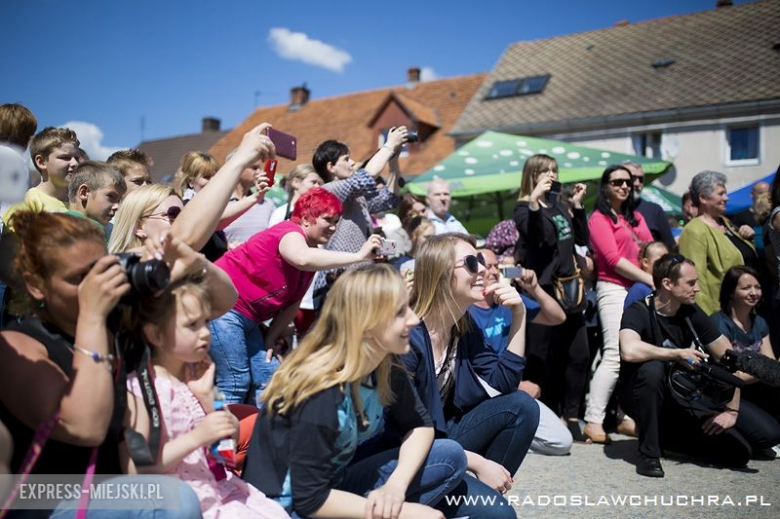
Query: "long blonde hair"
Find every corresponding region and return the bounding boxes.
[108,184,177,253]
[411,233,474,335]
[172,151,219,197]
[262,264,406,416]
[518,154,558,201]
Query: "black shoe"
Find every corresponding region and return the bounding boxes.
[636,455,665,477]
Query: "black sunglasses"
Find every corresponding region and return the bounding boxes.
[609,178,631,188]
[144,205,182,222]
[456,253,486,274]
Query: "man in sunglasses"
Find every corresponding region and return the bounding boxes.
[618,253,779,477]
[623,162,675,249]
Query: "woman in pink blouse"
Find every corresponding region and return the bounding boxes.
[584,165,653,444]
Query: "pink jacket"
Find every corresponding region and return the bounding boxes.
[588,210,653,288]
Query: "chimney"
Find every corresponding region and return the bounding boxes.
[289,84,310,110]
[716,0,733,8]
[407,67,421,87]
[202,117,221,132]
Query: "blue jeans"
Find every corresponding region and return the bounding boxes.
[447,390,540,475]
[49,475,202,518]
[439,475,517,519]
[338,439,466,507]
[208,309,280,405]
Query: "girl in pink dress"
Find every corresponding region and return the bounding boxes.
[121,234,289,519]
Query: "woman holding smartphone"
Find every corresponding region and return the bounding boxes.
[513,154,590,441]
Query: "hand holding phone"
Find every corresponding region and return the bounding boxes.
[377,238,398,257]
[264,159,278,187]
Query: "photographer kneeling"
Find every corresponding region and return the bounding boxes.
[618,253,780,478]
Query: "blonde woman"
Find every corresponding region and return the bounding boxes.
[401,233,538,519]
[268,164,324,227]
[242,264,463,519]
[173,151,220,200]
[108,183,181,253]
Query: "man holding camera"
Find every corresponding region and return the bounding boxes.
[618,253,780,477]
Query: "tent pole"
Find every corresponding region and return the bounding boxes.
[495,192,504,221]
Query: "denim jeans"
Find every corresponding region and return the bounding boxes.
[438,475,517,519]
[208,309,280,405]
[338,439,466,507]
[49,475,202,518]
[446,390,540,475]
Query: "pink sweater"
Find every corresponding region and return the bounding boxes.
[588,210,653,288]
[216,221,314,323]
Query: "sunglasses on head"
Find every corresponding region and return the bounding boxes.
[609,178,631,188]
[455,253,486,274]
[144,205,182,222]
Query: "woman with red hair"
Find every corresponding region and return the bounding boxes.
[209,187,382,404]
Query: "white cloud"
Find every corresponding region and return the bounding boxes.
[267,28,352,73]
[62,121,124,161]
[420,66,438,81]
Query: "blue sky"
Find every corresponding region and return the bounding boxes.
[0,0,754,158]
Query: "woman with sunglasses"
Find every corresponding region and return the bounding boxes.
[513,154,590,442]
[396,233,538,518]
[583,165,653,444]
[109,122,278,257]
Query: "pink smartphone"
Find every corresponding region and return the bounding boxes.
[266,128,297,160]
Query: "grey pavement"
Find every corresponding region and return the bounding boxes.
[507,434,779,518]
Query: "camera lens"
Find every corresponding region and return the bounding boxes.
[407,131,419,143]
[128,259,171,295]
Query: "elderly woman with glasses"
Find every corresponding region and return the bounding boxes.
[583,165,653,444]
[394,233,538,518]
[679,170,758,316]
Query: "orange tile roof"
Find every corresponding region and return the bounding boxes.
[209,73,486,179]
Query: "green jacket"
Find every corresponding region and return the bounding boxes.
[678,217,754,315]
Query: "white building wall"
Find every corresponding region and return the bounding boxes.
[549,115,780,196]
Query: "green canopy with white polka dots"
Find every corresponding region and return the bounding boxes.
[408,131,671,197]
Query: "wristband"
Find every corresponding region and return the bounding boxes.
[381,145,396,157]
[724,407,739,414]
[73,345,115,370]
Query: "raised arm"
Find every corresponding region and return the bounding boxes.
[363,126,408,178]
[172,123,275,251]
[277,231,382,271]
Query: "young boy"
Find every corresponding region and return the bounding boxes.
[66,161,127,228]
[107,148,153,194]
[0,103,38,227]
[2,126,80,231]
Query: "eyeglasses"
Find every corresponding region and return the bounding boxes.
[455,253,486,274]
[633,176,645,184]
[669,254,686,266]
[609,178,631,188]
[143,206,181,223]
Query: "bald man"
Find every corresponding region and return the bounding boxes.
[425,178,468,235]
[732,180,770,228]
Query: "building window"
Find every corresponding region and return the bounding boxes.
[631,131,662,158]
[485,75,550,100]
[726,125,759,164]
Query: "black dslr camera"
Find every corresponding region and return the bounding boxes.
[116,253,170,300]
[406,131,419,143]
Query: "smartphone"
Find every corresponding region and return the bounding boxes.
[499,264,523,279]
[377,239,398,257]
[550,181,562,194]
[264,159,278,187]
[266,128,297,161]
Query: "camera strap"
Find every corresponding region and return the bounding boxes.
[124,346,163,467]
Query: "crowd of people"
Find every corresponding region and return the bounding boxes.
[1,100,780,518]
